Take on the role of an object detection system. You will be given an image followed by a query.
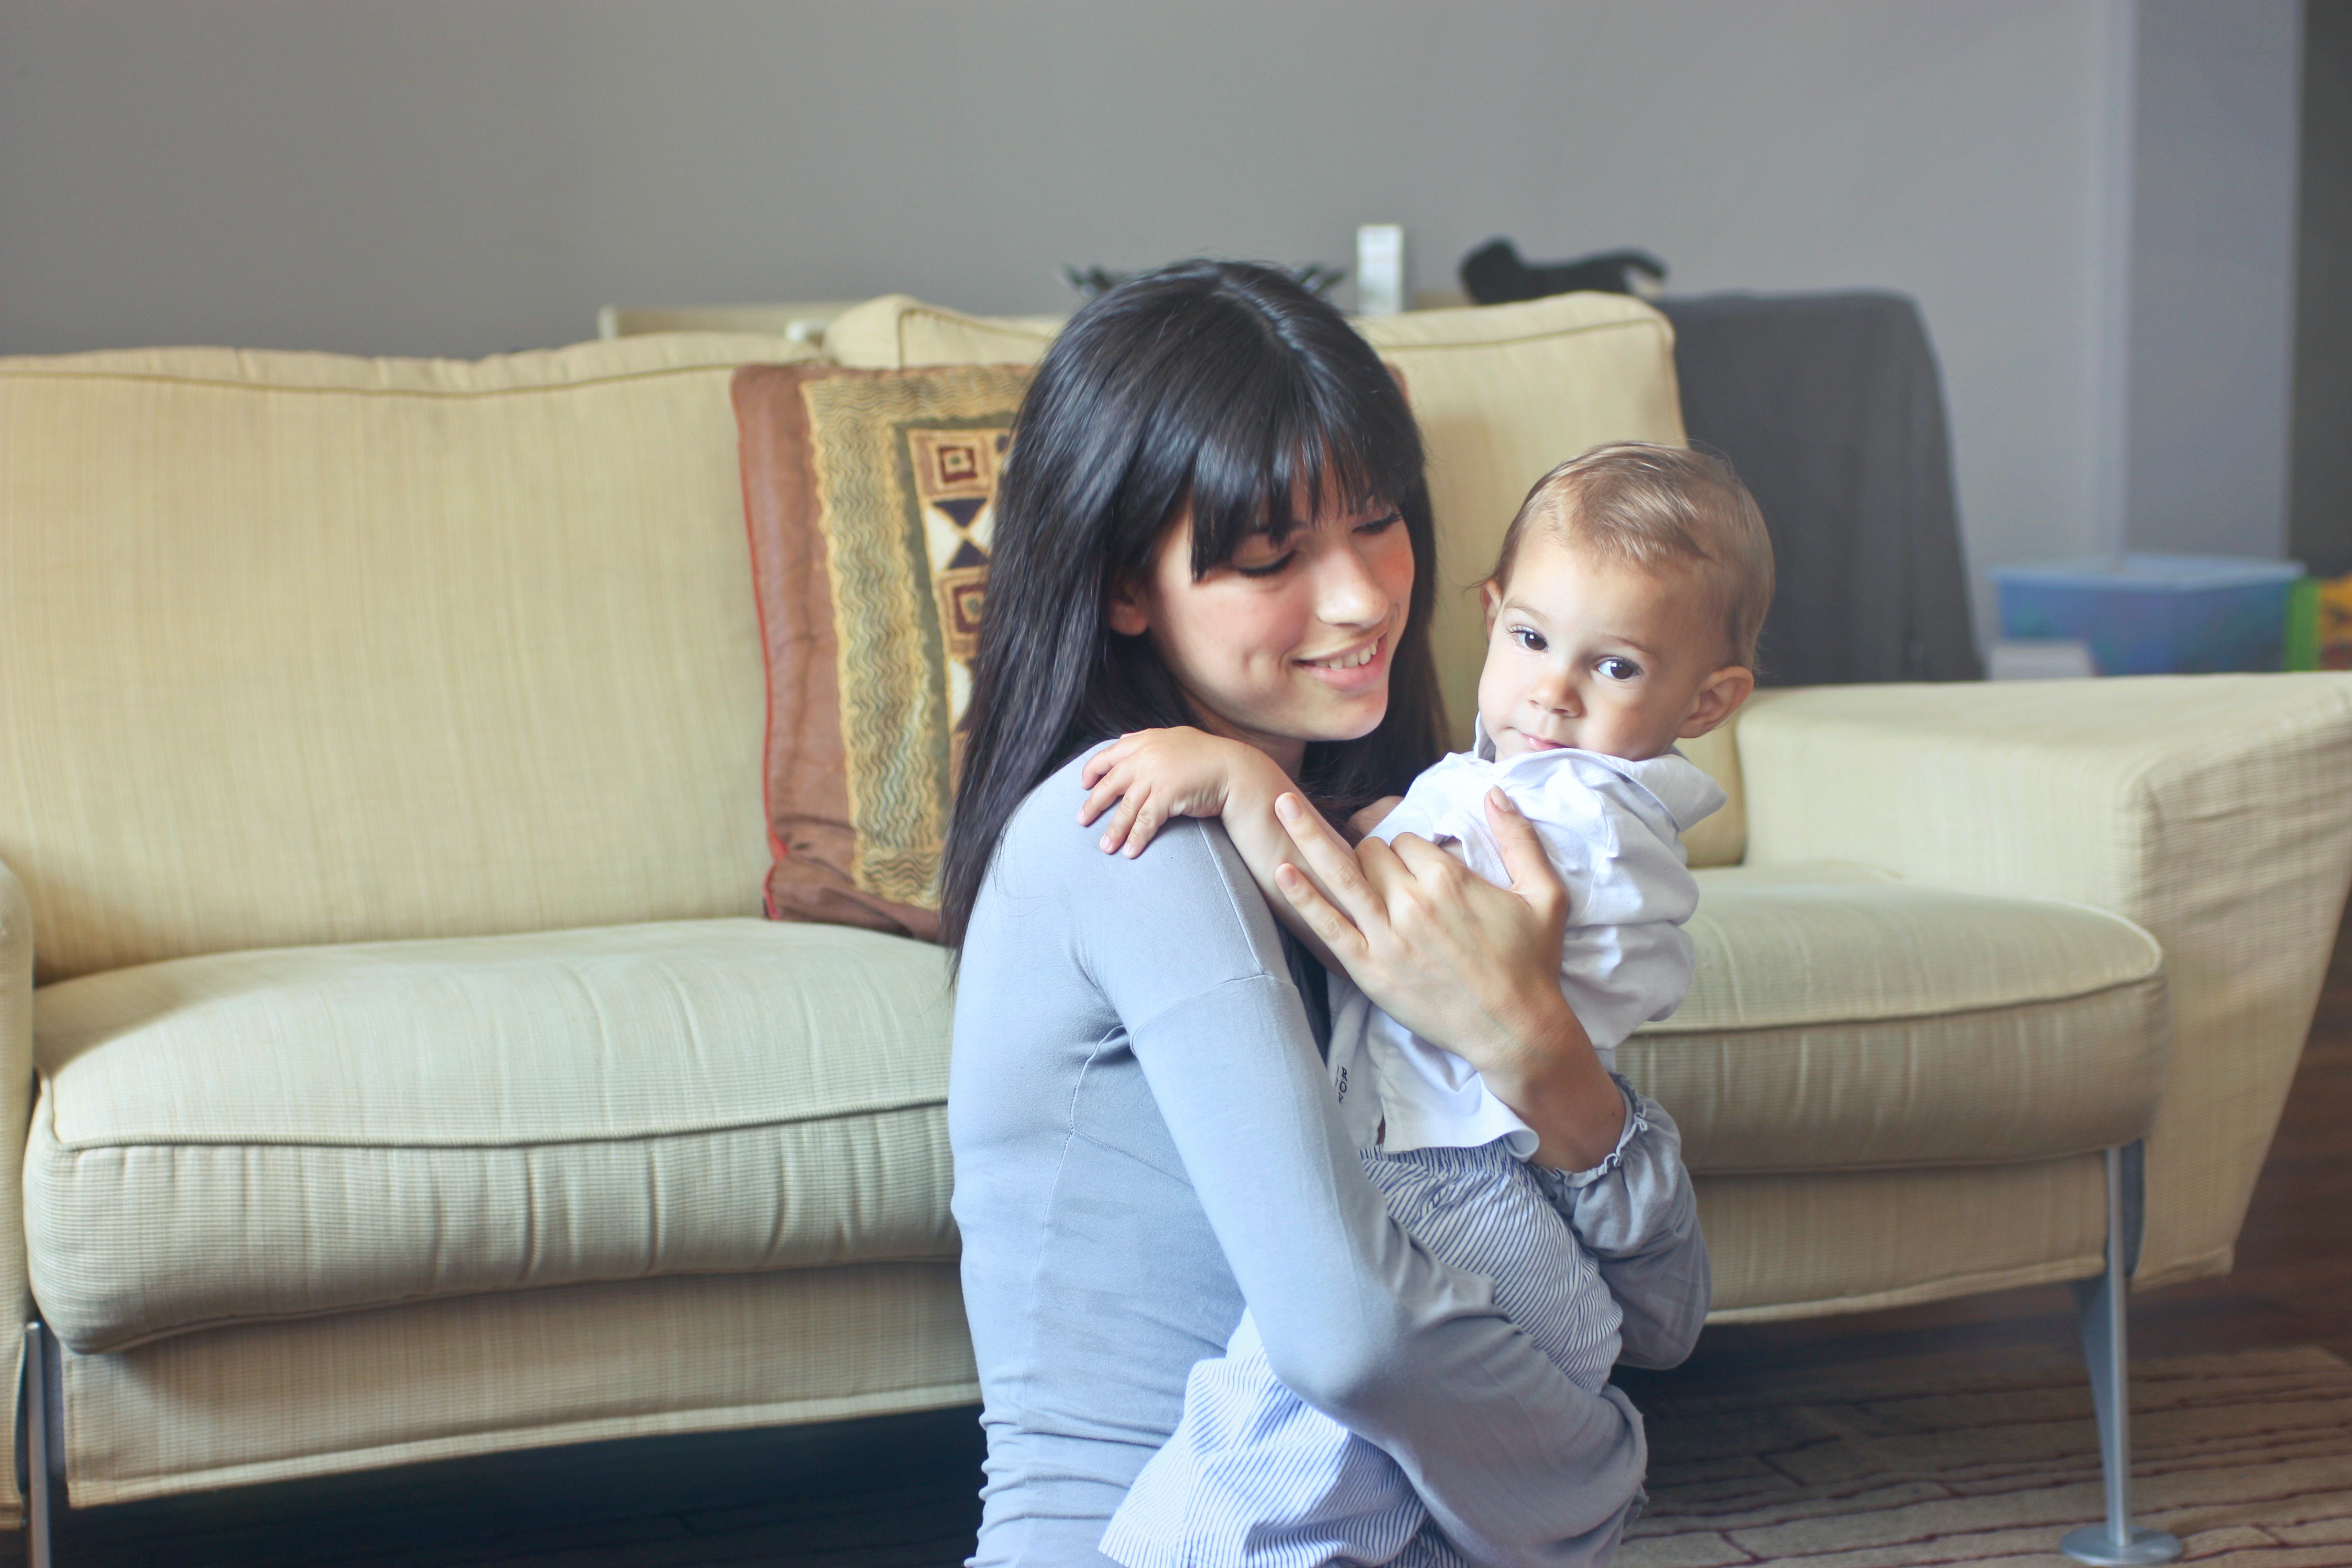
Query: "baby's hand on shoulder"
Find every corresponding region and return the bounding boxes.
[1346,795,1406,843]
[1078,727,1267,858]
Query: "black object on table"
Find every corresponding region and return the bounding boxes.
[1657,291,1982,685]
[1460,238,1669,302]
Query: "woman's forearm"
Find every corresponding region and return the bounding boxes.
[1211,754,1347,972]
[1476,989,1629,1172]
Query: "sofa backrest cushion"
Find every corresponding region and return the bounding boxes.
[0,334,807,983]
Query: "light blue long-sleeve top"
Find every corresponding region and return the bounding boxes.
[949,754,1710,1567]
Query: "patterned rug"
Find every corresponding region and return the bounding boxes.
[1621,1346,2352,1566]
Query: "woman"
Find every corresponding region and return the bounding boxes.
[944,261,1707,1567]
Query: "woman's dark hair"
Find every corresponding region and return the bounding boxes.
[940,259,1446,954]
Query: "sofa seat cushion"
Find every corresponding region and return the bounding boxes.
[1624,863,2169,1174]
[27,919,954,1353]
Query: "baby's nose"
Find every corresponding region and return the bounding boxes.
[1534,678,1581,716]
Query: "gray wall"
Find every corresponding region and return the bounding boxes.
[0,0,2309,641]
[2125,0,2305,560]
[2293,0,2352,576]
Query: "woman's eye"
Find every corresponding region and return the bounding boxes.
[1355,510,1404,536]
[1598,657,1642,680]
[1233,551,1297,579]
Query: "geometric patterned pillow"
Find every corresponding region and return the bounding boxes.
[731,363,1032,939]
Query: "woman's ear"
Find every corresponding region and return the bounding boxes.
[1107,575,1152,638]
[1678,665,1757,739]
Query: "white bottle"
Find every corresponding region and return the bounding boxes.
[1356,225,1405,317]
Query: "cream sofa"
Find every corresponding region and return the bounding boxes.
[2,295,2348,1552]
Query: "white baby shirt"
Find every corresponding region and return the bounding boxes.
[1326,722,1727,1157]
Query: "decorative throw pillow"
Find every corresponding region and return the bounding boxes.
[733,363,1032,939]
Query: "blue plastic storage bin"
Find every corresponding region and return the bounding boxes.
[1990,554,2304,675]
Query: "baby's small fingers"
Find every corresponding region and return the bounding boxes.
[1097,791,1145,854]
[1081,740,1137,788]
[1122,800,1165,857]
[1075,774,1125,827]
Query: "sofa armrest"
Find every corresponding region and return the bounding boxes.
[0,857,31,1522]
[1735,673,2352,1288]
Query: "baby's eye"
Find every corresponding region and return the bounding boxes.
[1597,656,1642,680]
[1511,626,1547,652]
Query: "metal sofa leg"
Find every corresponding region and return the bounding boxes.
[23,1321,59,1568]
[2060,1144,2181,1565]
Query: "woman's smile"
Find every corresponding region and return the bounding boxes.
[1294,633,1389,690]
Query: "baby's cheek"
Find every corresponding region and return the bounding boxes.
[1473,652,1519,729]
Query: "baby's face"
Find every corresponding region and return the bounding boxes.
[1477,533,1745,763]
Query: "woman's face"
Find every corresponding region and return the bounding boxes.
[1108,491,1416,775]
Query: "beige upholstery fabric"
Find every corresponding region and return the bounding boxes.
[1698,1153,2107,1320]
[52,1163,2110,1505]
[59,1262,976,1507]
[819,296,1065,369]
[28,919,955,1352]
[1738,673,2352,1287]
[1636,863,2166,1173]
[1675,725,1745,869]
[48,1163,2107,1506]
[0,860,32,1526]
[818,293,1690,760]
[0,336,810,984]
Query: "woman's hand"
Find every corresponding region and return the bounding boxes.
[1272,787,1627,1171]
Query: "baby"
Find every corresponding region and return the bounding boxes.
[1082,442,1774,1568]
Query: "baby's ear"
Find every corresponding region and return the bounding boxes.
[1479,578,1503,634]
[1679,665,1756,739]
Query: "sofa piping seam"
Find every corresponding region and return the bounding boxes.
[885,306,1669,357]
[39,1093,947,1155]
[1637,966,2167,1039]
[0,362,754,401]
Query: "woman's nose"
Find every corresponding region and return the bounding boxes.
[1314,537,1392,627]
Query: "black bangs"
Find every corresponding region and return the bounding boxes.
[1174,325,1425,579]
[1052,265,1427,582]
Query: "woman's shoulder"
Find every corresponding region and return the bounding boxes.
[987,747,1287,977]
[997,744,1107,847]
[998,744,1228,892]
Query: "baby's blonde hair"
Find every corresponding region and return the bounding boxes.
[1489,442,1776,671]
